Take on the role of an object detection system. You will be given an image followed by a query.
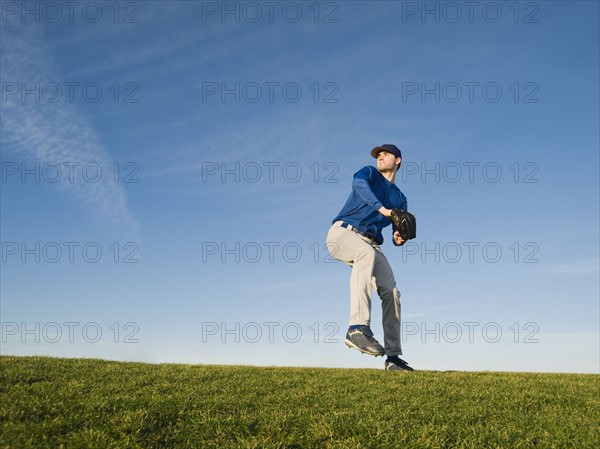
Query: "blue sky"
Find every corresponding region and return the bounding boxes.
[1,0,598,373]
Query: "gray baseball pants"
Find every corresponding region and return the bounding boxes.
[326,221,402,356]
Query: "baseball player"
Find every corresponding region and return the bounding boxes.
[326,144,415,371]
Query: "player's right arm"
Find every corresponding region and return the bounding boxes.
[378,207,392,217]
[352,167,389,217]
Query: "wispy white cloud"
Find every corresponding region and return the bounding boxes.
[1,23,139,235]
[534,258,600,276]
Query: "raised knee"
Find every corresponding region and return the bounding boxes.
[355,246,376,262]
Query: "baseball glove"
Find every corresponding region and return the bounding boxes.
[390,209,416,241]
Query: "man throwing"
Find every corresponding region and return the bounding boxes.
[326,144,414,371]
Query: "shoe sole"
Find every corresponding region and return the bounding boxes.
[385,362,415,372]
[385,365,414,372]
[344,338,385,357]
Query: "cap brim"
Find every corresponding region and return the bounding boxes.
[370,146,387,158]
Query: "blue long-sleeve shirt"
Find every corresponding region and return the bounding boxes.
[332,166,407,245]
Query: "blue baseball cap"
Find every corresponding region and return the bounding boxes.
[371,144,402,159]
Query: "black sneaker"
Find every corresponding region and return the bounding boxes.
[385,355,415,371]
[344,326,385,357]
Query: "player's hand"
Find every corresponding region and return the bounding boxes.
[379,207,392,217]
[394,231,405,246]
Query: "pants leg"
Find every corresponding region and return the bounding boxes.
[372,250,402,356]
[326,223,376,326]
[326,222,403,356]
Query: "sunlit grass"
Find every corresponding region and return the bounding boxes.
[1,356,598,448]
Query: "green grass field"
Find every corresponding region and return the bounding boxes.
[0,356,598,448]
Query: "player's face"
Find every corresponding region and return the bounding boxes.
[377,151,400,172]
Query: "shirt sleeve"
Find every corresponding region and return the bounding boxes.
[352,166,383,211]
